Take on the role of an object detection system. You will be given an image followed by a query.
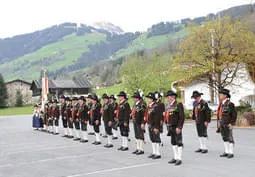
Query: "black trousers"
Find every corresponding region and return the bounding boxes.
[48,118,53,126]
[62,117,68,128]
[44,116,48,125]
[68,118,73,129]
[196,123,207,137]
[74,118,80,129]
[148,126,161,143]
[133,123,144,140]
[104,122,113,135]
[160,124,163,133]
[168,125,183,147]
[93,124,100,133]
[119,123,129,137]
[112,120,119,130]
[220,124,234,143]
[80,119,87,131]
[89,118,93,125]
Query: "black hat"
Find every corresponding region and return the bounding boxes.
[117,91,127,98]
[48,100,53,104]
[132,92,141,99]
[59,95,65,99]
[91,94,99,101]
[87,93,93,99]
[219,88,231,98]
[191,91,203,98]
[102,93,109,99]
[72,97,78,101]
[110,95,116,100]
[34,104,39,107]
[53,99,58,103]
[65,97,71,101]
[155,91,163,99]
[166,90,177,97]
[145,92,156,100]
[79,96,86,101]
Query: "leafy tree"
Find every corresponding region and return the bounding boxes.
[120,53,172,94]
[0,73,8,108]
[15,89,23,107]
[173,17,255,102]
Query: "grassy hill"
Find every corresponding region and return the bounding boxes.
[0,29,187,82]
[0,33,106,81]
[110,28,187,61]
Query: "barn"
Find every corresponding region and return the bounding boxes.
[30,78,92,99]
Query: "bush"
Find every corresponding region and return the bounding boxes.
[0,73,8,108]
[243,111,255,126]
[236,105,252,113]
[184,109,192,119]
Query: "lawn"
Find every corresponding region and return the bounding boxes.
[0,105,33,116]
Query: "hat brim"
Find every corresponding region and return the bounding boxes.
[191,93,203,98]
[219,91,231,98]
[166,94,177,97]
[117,94,126,97]
[145,96,155,100]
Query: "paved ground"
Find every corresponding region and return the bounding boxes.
[0,115,254,177]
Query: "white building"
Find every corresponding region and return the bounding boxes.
[180,66,255,109]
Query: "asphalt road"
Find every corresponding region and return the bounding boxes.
[0,115,254,177]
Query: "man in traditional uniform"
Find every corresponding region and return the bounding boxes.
[72,97,81,141]
[165,90,185,165]
[131,92,146,155]
[78,96,89,143]
[60,95,68,137]
[144,92,161,159]
[217,88,237,159]
[90,94,102,145]
[110,95,118,140]
[48,100,54,133]
[191,91,211,153]
[155,91,165,136]
[87,94,95,135]
[117,91,131,151]
[65,97,73,138]
[101,94,114,148]
[52,99,60,135]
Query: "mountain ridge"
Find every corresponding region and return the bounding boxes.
[0,3,254,82]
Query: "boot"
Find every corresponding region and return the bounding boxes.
[175,146,183,166]
[220,142,229,157]
[169,145,177,164]
[152,143,161,159]
[195,137,203,152]
[228,143,234,158]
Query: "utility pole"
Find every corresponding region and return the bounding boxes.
[41,68,48,111]
[209,28,216,103]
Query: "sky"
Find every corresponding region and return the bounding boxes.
[0,0,252,38]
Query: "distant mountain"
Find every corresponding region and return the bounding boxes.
[0,4,254,82]
[93,22,124,35]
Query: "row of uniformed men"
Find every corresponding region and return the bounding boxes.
[37,88,237,166]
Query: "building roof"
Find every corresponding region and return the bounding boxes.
[5,79,31,85]
[31,78,92,89]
